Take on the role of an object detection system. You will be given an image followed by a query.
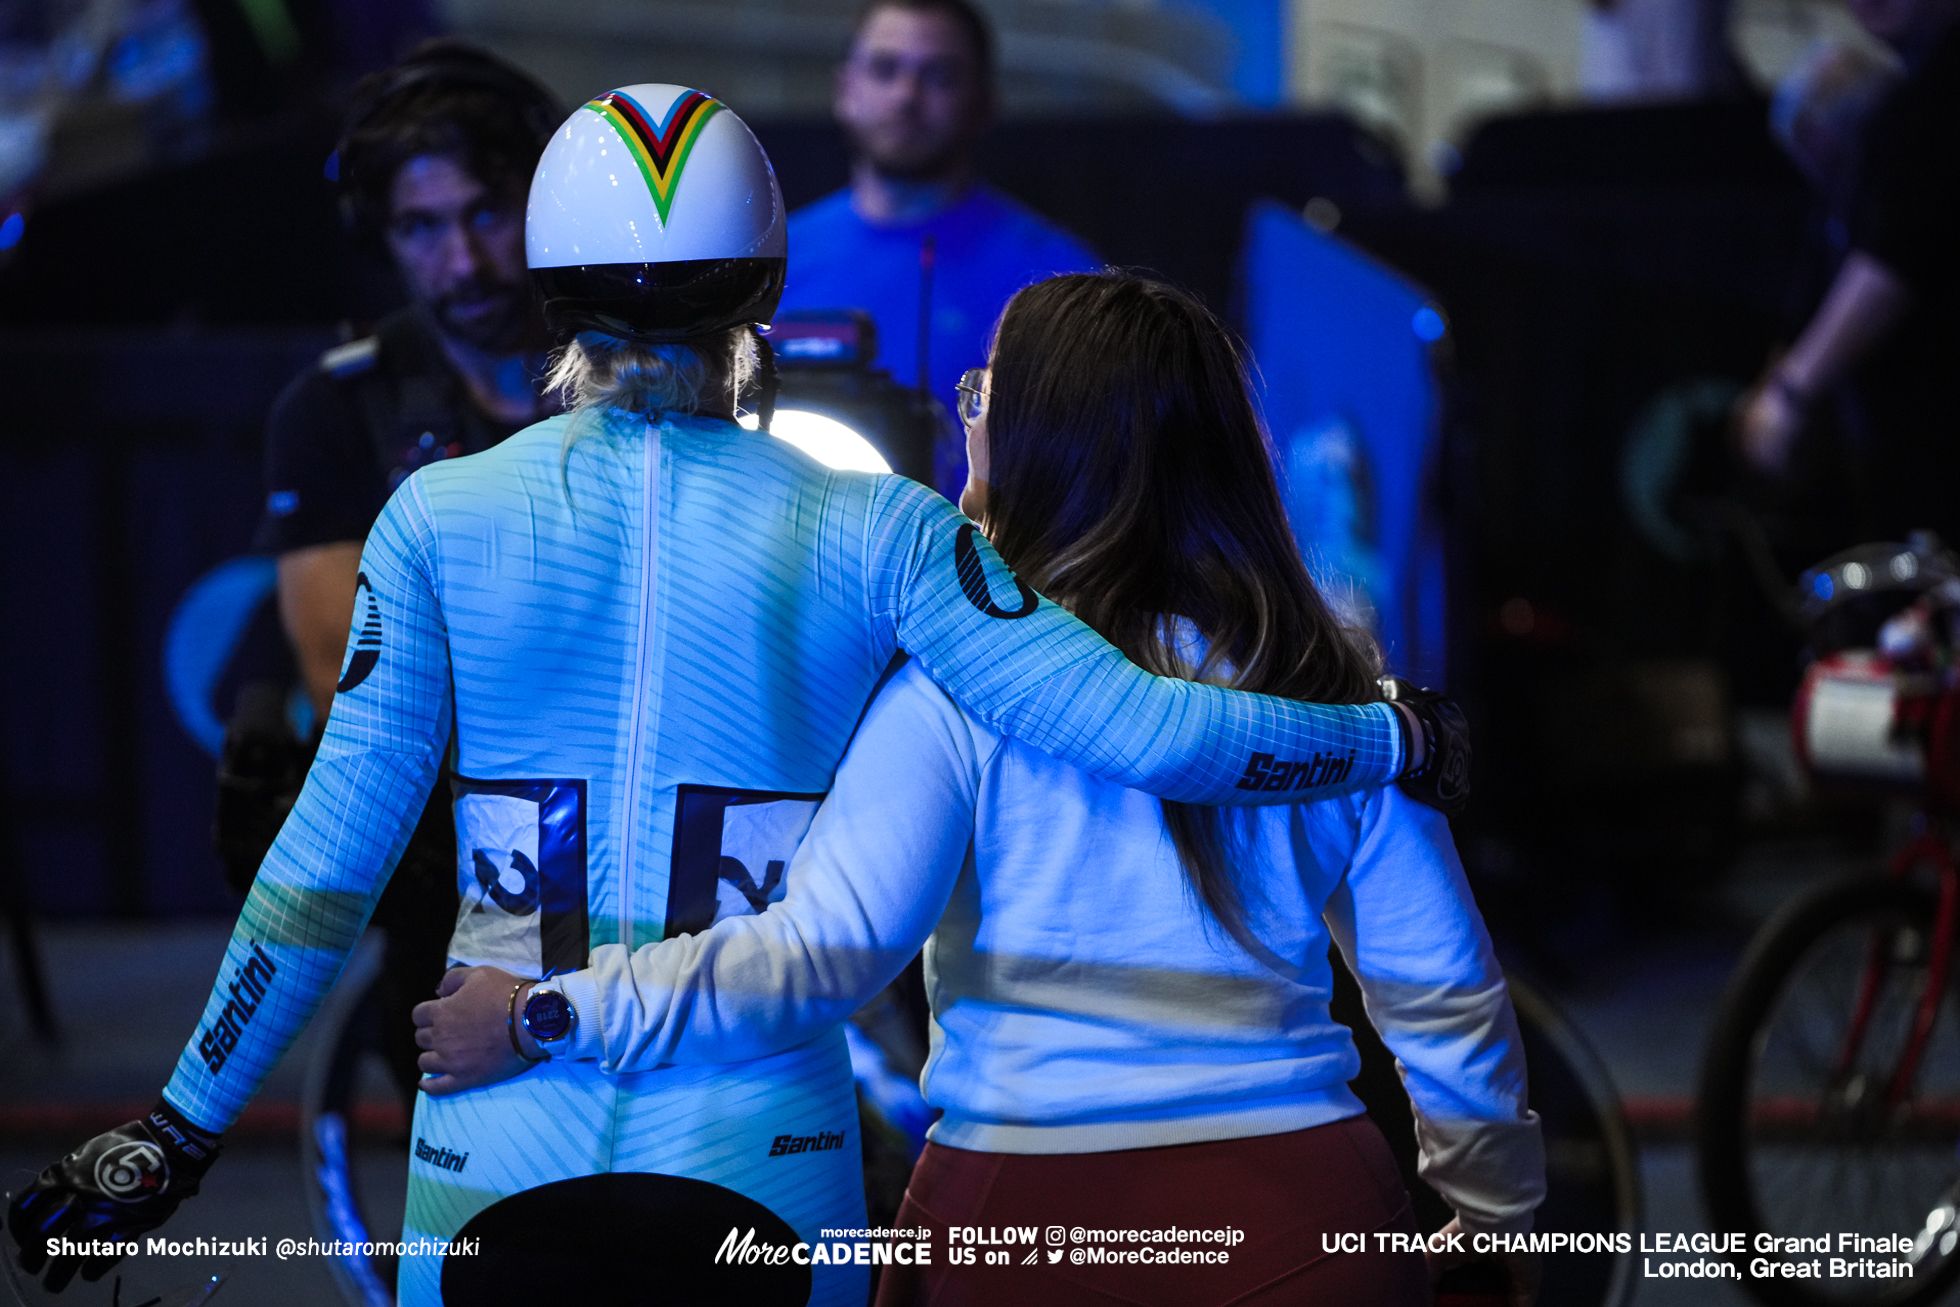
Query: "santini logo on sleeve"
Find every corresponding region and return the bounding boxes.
[1235,751,1356,792]
[196,942,278,1073]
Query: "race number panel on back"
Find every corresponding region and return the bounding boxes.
[665,785,825,939]
[449,776,590,974]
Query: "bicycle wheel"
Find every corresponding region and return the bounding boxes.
[1337,957,1641,1307]
[1698,875,1960,1306]
[300,934,399,1307]
[1507,972,1643,1307]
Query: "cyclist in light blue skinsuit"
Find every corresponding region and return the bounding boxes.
[7,86,1453,1306]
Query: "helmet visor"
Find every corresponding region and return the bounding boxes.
[533,257,786,344]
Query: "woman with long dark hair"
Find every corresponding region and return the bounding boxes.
[903,271,1543,1301]
[887,273,1541,1303]
[410,272,1541,1304]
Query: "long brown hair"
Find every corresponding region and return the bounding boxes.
[978,272,1381,936]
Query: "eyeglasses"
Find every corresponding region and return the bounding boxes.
[956,367,989,428]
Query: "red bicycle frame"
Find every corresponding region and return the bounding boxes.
[1833,825,1960,1107]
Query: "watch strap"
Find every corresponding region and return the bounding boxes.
[506,981,547,1063]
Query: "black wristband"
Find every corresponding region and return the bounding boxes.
[1380,677,1471,816]
[147,1098,223,1166]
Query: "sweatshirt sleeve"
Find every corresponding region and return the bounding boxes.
[865,476,1403,806]
[544,663,984,1071]
[1321,790,1545,1235]
[162,481,453,1132]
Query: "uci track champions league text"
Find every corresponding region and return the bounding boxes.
[1635,1232,1924,1284]
[1321,1229,1920,1284]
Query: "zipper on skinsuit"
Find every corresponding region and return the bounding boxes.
[617,419,662,949]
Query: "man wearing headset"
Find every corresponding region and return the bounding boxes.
[230,41,563,1113]
[267,40,562,721]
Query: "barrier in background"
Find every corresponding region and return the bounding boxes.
[0,330,326,918]
[1240,200,1449,688]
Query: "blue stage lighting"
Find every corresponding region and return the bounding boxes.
[1411,305,1446,342]
[0,212,23,250]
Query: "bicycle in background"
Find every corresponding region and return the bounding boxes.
[1698,534,1960,1306]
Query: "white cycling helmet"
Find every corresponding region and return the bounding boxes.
[526,84,786,343]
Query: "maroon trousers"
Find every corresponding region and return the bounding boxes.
[874,1114,1431,1307]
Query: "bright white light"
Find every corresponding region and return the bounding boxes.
[739,408,891,473]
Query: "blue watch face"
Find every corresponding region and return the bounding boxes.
[523,989,575,1042]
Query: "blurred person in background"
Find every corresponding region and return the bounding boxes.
[1767,36,1902,223]
[1738,0,1960,546]
[1579,0,1744,101]
[0,0,216,260]
[223,37,562,1115]
[778,0,1099,498]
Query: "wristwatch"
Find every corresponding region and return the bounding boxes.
[521,987,578,1054]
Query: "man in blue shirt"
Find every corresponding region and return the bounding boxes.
[780,0,1099,496]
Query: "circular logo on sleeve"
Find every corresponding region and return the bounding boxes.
[336,572,382,693]
[954,525,1039,620]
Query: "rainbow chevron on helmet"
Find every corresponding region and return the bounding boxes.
[584,89,722,226]
[526,84,786,343]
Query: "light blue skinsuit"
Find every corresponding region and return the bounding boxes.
[159,408,1406,1303]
